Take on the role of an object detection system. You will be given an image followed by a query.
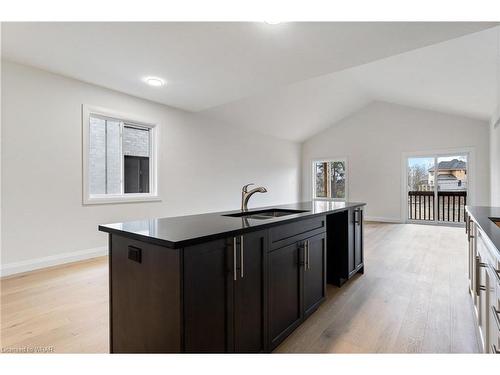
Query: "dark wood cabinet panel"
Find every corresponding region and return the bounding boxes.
[183,238,233,352]
[234,230,268,352]
[353,208,364,273]
[303,232,327,317]
[268,242,302,348]
[110,235,181,353]
[327,208,364,286]
[107,208,364,353]
[269,216,326,250]
[347,208,356,275]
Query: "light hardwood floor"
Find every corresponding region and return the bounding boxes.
[1,223,480,353]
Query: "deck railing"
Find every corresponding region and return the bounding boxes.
[408,191,467,223]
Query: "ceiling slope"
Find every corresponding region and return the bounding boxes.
[2,22,496,112]
[204,26,498,141]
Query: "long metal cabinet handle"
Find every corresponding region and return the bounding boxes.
[233,237,237,281]
[306,240,311,270]
[240,235,244,278]
[475,256,480,296]
[303,240,308,270]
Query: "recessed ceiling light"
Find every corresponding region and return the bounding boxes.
[144,77,165,87]
[264,21,282,25]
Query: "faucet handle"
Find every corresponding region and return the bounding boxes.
[242,183,254,192]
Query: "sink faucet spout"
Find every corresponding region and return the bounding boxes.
[241,183,268,211]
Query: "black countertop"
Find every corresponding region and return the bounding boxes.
[99,201,366,249]
[466,206,500,254]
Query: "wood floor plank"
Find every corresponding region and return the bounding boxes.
[1,224,479,353]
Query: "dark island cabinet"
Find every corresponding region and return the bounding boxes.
[184,229,268,353]
[110,235,182,353]
[107,207,365,353]
[353,207,364,275]
[183,237,232,352]
[233,230,268,353]
[327,207,364,286]
[303,232,327,317]
[268,241,303,349]
[268,231,326,350]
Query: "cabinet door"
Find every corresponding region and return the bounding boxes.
[234,230,268,353]
[492,281,500,354]
[476,245,488,352]
[488,266,499,354]
[467,220,474,292]
[354,208,364,270]
[347,208,356,275]
[303,232,326,317]
[110,235,181,353]
[183,238,233,352]
[268,242,302,349]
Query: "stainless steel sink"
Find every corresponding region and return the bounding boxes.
[223,208,309,220]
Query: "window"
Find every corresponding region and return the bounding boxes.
[312,159,347,200]
[83,106,158,204]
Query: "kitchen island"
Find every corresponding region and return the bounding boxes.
[99,201,366,353]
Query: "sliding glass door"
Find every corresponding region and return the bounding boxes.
[407,153,468,224]
[407,157,435,222]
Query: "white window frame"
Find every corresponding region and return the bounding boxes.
[311,158,348,201]
[82,105,160,205]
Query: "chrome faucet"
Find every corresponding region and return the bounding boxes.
[241,183,267,211]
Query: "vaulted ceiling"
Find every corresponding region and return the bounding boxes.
[2,22,498,141]
[203,26,499,141]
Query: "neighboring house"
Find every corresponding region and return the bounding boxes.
[428,159,467,191]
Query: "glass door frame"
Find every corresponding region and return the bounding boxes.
[402,148,474,227]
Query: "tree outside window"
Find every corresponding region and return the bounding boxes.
[313,160,347,200]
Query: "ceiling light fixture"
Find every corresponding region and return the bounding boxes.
[264,21,282,25]
[144,77,166,87]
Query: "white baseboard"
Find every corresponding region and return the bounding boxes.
[364,216,403,223]
[0,246,108,277]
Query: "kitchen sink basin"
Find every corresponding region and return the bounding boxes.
[223,208,309,220]
[490,217,500,228]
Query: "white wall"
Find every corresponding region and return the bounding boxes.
[492,121,500,206]
[490,29,500,206]
[1,61,301,275]
[302,101,490,222]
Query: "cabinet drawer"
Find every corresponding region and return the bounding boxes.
[269,216,326,250]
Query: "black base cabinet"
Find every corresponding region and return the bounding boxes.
[326,207,364,287]
[268,231,326,350]
[268,241,303,349]
[183,229,268,353]
[303,232,327,317]
[109,208,363,353]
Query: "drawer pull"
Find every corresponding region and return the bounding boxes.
[127,246,142,263]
